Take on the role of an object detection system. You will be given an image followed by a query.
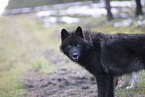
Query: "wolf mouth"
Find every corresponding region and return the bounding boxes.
[72,55,79,61]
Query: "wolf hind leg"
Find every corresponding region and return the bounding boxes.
[126,71,140,89]
[119,73,132,88]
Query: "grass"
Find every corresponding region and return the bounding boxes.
[0,14,77,96]
[0,9,145,96]
[32,56,54,74]
[0,15,59,96]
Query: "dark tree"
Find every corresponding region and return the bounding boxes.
[105,0,114,21]
[135,0,143,16]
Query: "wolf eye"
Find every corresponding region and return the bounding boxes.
[67,45,71,49]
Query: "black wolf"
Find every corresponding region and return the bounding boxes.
[60,26,145,97]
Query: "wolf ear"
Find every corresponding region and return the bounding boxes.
[76,26,84,38]
[61,29,69,41]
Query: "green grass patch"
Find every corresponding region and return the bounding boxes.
[0,63,27,97]
[32,57,54,74]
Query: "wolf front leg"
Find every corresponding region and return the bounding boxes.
[95,74,114,97]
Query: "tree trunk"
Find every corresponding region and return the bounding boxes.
[135,0,143,16]
[105,0,113,21]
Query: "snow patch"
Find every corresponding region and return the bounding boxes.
[113,18,132,27]
[36,10,57,17]
[60,16,80,24]
[118,13,128,18]
[111,1,135,7]
[43,16,80,27]
[135,20,145,26]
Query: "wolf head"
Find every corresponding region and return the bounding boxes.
[60,26,92,62]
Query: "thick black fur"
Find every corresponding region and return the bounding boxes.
[60,26,145,97]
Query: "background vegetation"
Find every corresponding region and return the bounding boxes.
[6,0,89,9]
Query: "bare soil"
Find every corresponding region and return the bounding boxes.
[24,49,97,97]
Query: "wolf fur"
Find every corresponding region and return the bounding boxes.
[60,26,145,97]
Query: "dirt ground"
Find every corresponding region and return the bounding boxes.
[24,49,97,97]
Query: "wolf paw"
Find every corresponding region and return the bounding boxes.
[126,86,135,89]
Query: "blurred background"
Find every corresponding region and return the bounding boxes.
[0,0,145,97]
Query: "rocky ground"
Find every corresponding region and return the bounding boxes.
[24,49,97,97]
